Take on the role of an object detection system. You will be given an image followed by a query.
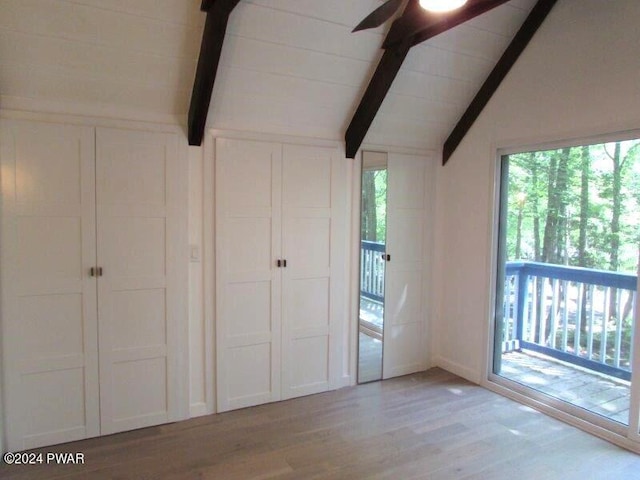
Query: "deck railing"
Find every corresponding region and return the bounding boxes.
[502,261,638,381]
[360,241,385,303]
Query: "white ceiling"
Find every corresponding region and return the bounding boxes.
[0,0,204,120]
[0,0,538,150]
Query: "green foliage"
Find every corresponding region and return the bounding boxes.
[361,168,387,243]
[505,139,640,273]
[374,169,387,241]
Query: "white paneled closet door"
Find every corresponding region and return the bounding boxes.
[95,128,182,434]
[216,138,283,412]
[383,153,426,379]
[0,120,100,450]
[281,145,344,399]
[215,138,346,411]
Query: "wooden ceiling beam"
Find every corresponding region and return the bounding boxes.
[200,0,215,12]
[345,42,412,159]
[345,0,424,159]
[188,0,240,146]
[442,0,558,165]
[345,0,515,159]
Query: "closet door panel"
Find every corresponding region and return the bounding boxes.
[1,120,99,450]
[96,128,181,434]
[281,144,343,399]
[385,210,423,327]
[216,138,282,411]
[385,269,422,326]
[383,322,422,373]
[383,153,426,379]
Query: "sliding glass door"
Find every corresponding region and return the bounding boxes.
[492,136,640,434]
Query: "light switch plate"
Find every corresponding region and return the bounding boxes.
[190,245,201,262]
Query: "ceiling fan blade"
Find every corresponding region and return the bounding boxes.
[352,0,404,32]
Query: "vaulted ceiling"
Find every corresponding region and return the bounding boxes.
[0,0,539,151]
[0,0,204,121]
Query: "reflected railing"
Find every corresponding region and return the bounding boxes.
[360,241,385,302]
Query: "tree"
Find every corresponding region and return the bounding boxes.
[577,145,590,267]
[506,140,640,275]
[361,170,378,241]
[604,142,623,273]
[530,153,542,261]
[576,145,591,336]
[374,169,387,241]
[361,169,388,242]
[541,148,571,264]
[504,140,640,351]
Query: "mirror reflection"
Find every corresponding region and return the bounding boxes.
[358,152,388,383]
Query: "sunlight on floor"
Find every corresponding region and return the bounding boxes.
[500,351,631,425]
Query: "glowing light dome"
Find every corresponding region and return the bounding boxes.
[419,0,468,13]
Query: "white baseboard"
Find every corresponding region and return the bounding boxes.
[339,374,353,388]
[189,403,209,418]
[384,363,422,380]
[434,356,482,384]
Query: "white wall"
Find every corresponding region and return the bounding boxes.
[433,0,640,383]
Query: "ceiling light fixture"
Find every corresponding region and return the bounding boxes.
[419,0,468,13]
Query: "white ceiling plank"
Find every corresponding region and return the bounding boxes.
[376,93,463,127]
[214,66,361,112]
[0,62,189,114]
[509,0,539,10]
[426,22,514,62]
[221,34,375,89]
[0,0,202,59]
[403,46,493,84]
[207,67,464,146]
[244,0,385,29]
[366,118,445,151]
[60,0,205,27]
[464,2,535,36]
[0,31,196,92]
[228,2,384,63]
[391,69,476,107]
[209,90,348,140]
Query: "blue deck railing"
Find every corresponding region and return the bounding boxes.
[360,241,385,303]
[502,261,638,381]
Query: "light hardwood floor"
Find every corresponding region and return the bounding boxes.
[2,368,639,479]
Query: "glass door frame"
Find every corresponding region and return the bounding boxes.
[486,131,640,448]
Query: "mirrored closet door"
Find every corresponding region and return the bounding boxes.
[358,152,388,382]
[357,150,428,384]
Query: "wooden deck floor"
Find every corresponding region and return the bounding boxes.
[359,297,383,330]
[2,368,639,480]
[501,350,631,424]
